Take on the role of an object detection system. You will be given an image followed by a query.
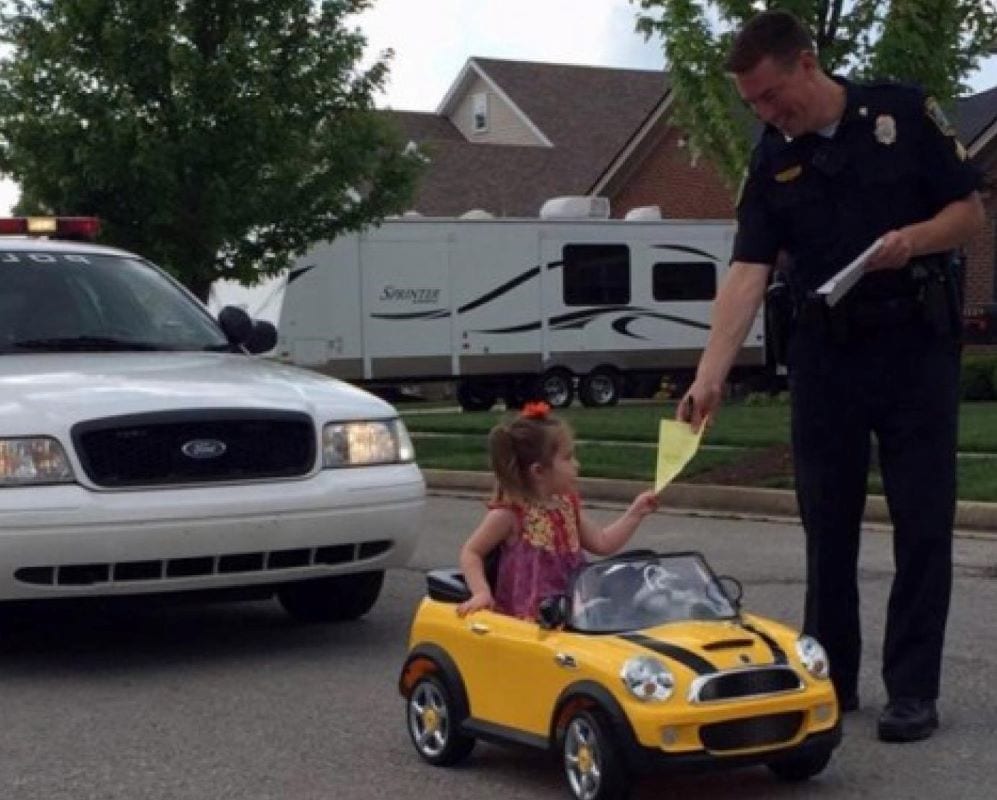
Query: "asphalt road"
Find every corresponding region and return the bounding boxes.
[0,493,994,800]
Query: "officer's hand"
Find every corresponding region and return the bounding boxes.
[866,229,914,272]
[676,381,719,432]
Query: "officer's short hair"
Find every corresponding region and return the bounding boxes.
[724,10,814,74]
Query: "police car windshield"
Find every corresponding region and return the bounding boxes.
[570,554,737,633]
[0,251,230,353]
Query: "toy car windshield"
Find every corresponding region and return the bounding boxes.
[570,553,737,633]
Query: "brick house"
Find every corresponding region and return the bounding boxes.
[389,57,996,310]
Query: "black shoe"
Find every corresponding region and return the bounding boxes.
[877,698,939,742]
[839,694,859,713]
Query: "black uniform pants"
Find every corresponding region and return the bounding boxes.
[788,320,959,702]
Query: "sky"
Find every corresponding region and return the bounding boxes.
[2,0,996,215]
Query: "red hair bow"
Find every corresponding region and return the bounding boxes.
[521,401,551,419]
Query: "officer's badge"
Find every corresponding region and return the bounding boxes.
[874,114,896,145]
[925,96,955,137]
[775,165,802,182]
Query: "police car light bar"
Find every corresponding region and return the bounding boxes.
[0,216,101,240]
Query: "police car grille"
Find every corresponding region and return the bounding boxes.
[72,410,315,487]
[692,667,803,703]
[699,712,803,753]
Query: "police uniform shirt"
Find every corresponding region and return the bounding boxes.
[733,79,981,300]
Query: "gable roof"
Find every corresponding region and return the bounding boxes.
[391,58,668,217]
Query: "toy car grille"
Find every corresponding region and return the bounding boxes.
[691,666,802,703]
[72,409,315,487]
[699,711,803,753]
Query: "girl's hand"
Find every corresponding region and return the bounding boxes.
[457,591,495,617]
[628,490,660,520]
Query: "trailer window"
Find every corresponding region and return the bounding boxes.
[562,244,630,306]
[652,262,716,301]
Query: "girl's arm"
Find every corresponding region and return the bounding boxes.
[578,490,659,556]
[456,507,516,616]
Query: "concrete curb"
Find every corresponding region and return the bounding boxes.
[422,469,997,535]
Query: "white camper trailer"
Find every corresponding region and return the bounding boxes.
[275,204,769,411]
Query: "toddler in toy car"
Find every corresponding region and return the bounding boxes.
[456,402,659,619]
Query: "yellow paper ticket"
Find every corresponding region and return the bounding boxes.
[654,419,705,494]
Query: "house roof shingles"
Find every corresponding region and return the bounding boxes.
[390,58,668,217]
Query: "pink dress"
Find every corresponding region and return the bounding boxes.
[492,493,587,619]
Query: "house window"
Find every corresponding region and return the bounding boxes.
[472,92,488,132]
[562,244,630,306]
[652,262,716,301]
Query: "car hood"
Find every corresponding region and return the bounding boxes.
[0,352,394,434]
[604,616,797,675]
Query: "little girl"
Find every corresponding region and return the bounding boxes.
[457,401,659,619]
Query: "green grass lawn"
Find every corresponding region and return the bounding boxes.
[405,401,997,502]
[403,400,997,452]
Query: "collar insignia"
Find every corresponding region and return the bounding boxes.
[874,114,897,145]
[775,165,802,183]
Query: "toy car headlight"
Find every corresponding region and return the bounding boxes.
[796,635,830,680]
[0,438,75,486]
[621,656,674,701]
[322,419,415,467]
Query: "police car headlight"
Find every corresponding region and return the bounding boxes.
[0,438,75,486]
[322,419,415,467]
[621,656,674,702]
[796,635,830,680]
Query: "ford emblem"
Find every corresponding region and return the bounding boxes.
[181,439,228,459]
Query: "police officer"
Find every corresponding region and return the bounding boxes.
[679,10,984,743]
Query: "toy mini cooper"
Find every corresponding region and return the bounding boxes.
[399,551,840,800]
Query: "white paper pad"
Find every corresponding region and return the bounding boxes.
[814,238,883,307]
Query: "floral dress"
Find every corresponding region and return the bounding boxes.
[492,493,586,619]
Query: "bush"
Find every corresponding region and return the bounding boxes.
[961,354,997,401]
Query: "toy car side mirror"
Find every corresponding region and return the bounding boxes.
[717,575,743,608]
[537,595,569,630]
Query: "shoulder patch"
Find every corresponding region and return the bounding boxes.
[925,96,955,137]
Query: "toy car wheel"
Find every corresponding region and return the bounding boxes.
[563,709,630,800]
[767,743,834,782]
[406,674,475,766]
[277,571,384,622]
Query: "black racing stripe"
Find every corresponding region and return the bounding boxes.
[472,307,712,336]
[738,622,788,664]
[618,633,717,675]
[651,244,718,261]
[457,266,540,314]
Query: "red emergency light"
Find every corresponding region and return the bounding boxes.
[0,216,101,240]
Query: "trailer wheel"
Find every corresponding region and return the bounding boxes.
[540,369,574,409]
[456,380,497,412]
[579,369,620,407]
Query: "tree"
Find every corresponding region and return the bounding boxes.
[634,0,997,184]
[0,0,423,299]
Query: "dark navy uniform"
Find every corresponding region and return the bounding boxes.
[733,79,980,705]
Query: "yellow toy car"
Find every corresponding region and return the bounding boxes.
[399,551,841,800]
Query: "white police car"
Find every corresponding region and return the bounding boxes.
[0,217,424,621]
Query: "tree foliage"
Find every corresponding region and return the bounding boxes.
[0,0,423,298]
[634,0,997,185]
